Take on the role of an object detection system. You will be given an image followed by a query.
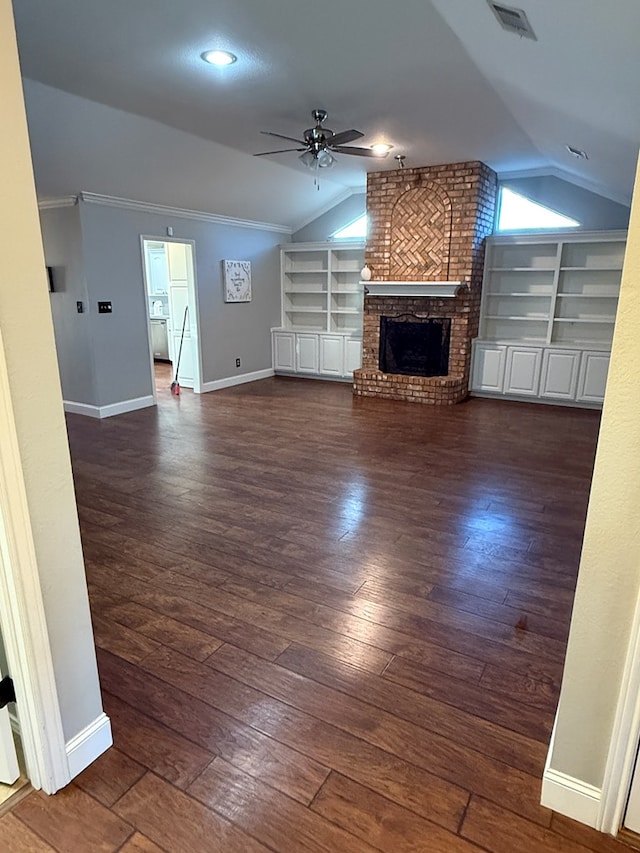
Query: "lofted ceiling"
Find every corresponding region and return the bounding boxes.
[11,0,640,225]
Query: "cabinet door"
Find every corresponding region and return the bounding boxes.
[577,351,610,403]
[505,347,542,397]
[471,344,506,393]
[273,332,295,371]
[540,349,580,400]
[319,335,343,376]
[296,334,319,374]
[344,338,362,376]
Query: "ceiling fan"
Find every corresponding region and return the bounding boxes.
[254,109,389,169]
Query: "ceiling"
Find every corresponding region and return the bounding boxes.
[12,0,640,223]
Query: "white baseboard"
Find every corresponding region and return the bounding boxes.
[542,767,602,828]
[63,400,101,418]
[98,395,155,418]
[200,368,274,393]
[66,713,112,780]
[64,395,155,419]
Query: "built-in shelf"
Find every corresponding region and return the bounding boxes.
[363,281,467,298]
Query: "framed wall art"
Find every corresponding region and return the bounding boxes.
[223,260,252,303]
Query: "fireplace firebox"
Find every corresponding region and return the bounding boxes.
[379,316,451,377]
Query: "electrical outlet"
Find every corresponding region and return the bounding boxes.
[97,301,112,314]
[235,358,241,368]
[76,301,84,313]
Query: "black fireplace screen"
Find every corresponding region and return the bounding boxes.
[379,316,451,377]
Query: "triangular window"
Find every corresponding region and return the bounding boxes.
[497,188,580,231]
[332,214,368,239]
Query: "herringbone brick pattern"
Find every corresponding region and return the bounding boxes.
[389,187,452,280]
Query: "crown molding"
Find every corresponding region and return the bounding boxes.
[77,192,292,234]
[37,196,78,210]
[498,167,631,208]
[291,187,363,233]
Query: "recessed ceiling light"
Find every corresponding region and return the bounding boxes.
[371,143,393,157]
[566,144,588,160]
[201,49,237,67]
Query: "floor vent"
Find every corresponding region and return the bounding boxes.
[488,2,537,40]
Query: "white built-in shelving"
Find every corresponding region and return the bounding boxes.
[273,242,364,381]
[472,231,626,407]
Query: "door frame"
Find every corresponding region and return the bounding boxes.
[139,236,203,395]
[0,327,70,794]
[598,590,640,834]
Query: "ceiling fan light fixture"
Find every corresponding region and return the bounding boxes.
[316,150,335,168]
[370,143,393,156]
[201,49,237,66]
[299,150,316,168]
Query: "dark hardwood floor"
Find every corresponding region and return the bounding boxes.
[1,375,632,851]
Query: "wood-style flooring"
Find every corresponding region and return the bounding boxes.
[2,374,633,851]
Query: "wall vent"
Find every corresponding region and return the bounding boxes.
[488,2,537,40]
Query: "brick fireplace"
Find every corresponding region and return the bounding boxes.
[353,161,497,404]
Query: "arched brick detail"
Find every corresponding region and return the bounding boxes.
[388,183,452,281]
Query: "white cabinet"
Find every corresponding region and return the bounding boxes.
[505,347,542,397]
[577,351,610,403]
[540,349,580,400]
[471,344,506,392]
[472,230,625,408]
[273,332,295,371]
[272,331,361,381]
[296,334,319,374]
[273,241,364,382]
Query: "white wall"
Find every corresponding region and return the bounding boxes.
[292,193,366,243]
[1,0,103,742]
[547,152,640,791]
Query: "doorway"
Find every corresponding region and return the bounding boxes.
[140,238,202,397]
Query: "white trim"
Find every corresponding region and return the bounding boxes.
[63,395,155,419]
[79,192,292,234]
[0,329,69,794]
[200,368,274,393]
[65,713,112,780]
[363,281,466,298]
[291,188,359,233]
[598,587,640,835]
[542,718,602,829]
[37,196,77,210]
[63,401,101,418]
[498,167,631,208]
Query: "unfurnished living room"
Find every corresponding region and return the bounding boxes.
[2,0,640,850]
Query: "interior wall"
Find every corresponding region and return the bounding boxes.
[499,175,630,231]
[39,205,96,406]
[1,0,103,742]
[549,151,640,789]
[292,193,366,243]
[77,200,282,404]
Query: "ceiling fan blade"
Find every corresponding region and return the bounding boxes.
[332,145,388,157]
[260,131,307,145]
[254,148,306,156]
[327,129,364,147]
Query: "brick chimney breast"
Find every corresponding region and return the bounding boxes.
[354,161,497,405]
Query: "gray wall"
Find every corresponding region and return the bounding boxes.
[292,193,366,243]
[499,175,630,231]
[76,201,283,406]
[40,205,96,405]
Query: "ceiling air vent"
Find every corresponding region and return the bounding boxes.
[488,2,537,40]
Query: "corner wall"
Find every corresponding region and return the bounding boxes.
[543,151,640,821]
[0,0,104,745]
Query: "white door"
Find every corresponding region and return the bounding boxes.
[166,242,195,389]
[319,335,343,376]
[0,645,19,784]
[273,332,295,371]
[577,351,610,404]
[296,334,319,374]
[540,349,580,400]
[344,338,362,377]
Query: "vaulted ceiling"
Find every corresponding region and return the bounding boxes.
[12,0,640,226]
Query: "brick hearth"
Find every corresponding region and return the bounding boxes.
[353,161,497,405]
